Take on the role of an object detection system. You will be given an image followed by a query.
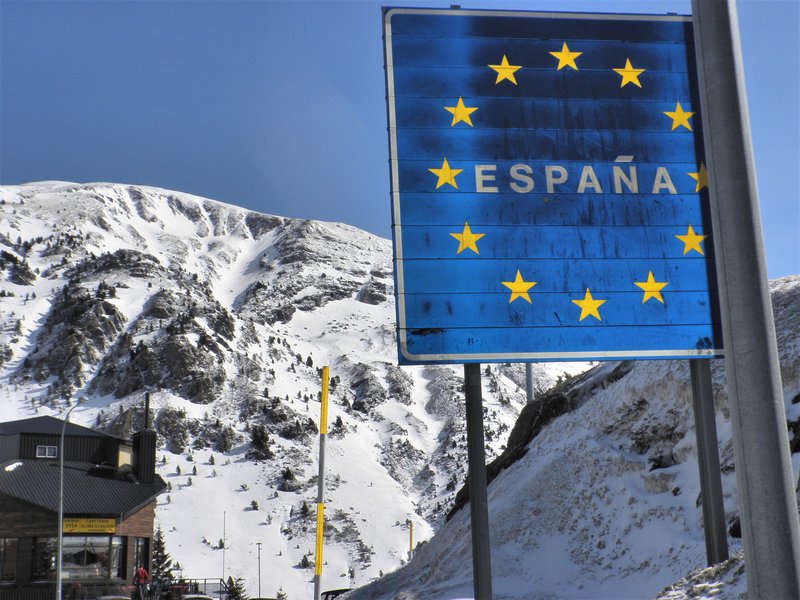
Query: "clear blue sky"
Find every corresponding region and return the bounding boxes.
[1,0,797,277]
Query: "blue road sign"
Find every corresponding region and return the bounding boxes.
[382,7,723,365]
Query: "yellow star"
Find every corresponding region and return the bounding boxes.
[675,224,707,255]
[688,163,708,192]
[634,271,668,304]
[571,288,607,321]
[449,222,485,254]
[444,97,478,127]
[501,270,537,304]
[549,42,582,71]
[663,102,695,131]
[613,58,645,88]
[488,55,521,85]
[428,158,462,189]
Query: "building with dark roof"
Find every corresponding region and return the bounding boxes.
[0,415,165,599]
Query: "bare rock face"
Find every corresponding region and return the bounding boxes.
[356,277,388,305]
[350,363,388,413]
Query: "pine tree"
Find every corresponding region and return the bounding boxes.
[276,588,288,600]
[151,526,174,584]
[225,576,248,600]
[247,424,273,460]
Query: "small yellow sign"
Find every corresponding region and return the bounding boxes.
[63,518,116,534]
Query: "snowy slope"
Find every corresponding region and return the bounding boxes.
[0,181,587,599]
[347,275,800,600]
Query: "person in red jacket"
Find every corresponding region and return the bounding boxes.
[133,564,149,600]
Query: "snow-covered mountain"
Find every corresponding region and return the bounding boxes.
[3,181,796,600]
[0,181,586,598]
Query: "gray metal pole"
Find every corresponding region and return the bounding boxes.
[691,1,800,596]
[314,366,330,600]
[689,360,729,565]
[464,363,493,599]
[525,363,534,404]
[256,542,261,599]
[57,401,81,600]
[313,435,326,600]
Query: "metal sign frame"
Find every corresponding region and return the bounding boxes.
[384,7,723,365]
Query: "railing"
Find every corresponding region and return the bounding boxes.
[151,579,226,600]
[0,579,228,600]
[0,582,135,600]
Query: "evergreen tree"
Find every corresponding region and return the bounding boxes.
[225,576,248,600]
[247,424,273,460]
[151,526,174,585]
[276,588,288,600]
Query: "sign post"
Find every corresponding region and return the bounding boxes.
[464,363,492,598]
[692,1,800,595]
[382,7,731,596]
[689,360,728,565]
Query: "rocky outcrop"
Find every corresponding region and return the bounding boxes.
[16,281,126,388]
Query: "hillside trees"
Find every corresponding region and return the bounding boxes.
[247,424,273,460]
[151,526,174,584]
[225,576,248,600]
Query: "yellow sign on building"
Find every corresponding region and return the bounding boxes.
[63,518,116,534]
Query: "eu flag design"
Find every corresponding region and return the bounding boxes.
[382,8,723,365]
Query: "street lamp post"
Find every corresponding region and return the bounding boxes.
[56,400,82,600]
[256,542,262,599]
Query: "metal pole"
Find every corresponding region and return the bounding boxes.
[57,401,81,600]
[691,1,800,596]
[689,360,729,565]
[222,511,226,589]
[464,363,493,599]
[406,519,414,559]
[314,366,330,600]
[525,363,534,404]
[256,542,262,599]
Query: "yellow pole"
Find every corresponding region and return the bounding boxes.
[313,366,330,600]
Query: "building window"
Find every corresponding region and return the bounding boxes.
[33,536,124,581]
[35,445,58,458]
[64,536,124,581]
[32,538,57,581]
[0,538,17,582]
[133,537,149,571]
